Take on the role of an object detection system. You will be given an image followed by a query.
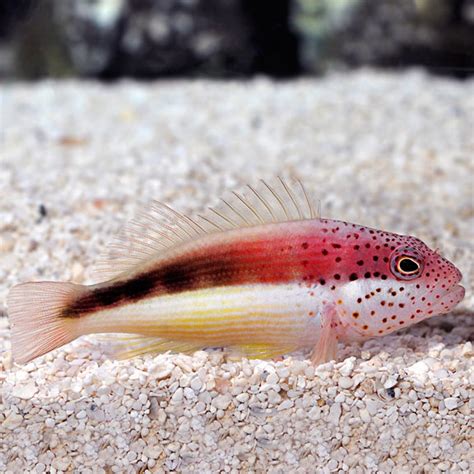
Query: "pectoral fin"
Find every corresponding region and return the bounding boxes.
[310,305,339,366]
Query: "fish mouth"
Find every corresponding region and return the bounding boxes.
[435,284,465,314]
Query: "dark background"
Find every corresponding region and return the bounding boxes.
[1,0,474,80]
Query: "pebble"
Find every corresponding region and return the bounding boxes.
[365,399,382,416]
[328,403,342,425]
[171,387,183,403]
[359,408,371,423]
[236,393,249,403]
[443,397,459,410]
[338,377,353,389]
[11,383,37,400]
[384,375,398,389]
[3,412,23,429]
[190,377,203,391]
[212,394,231,410]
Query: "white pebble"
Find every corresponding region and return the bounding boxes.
[236,393,249,403]
[338,377,353,389]
[384,375,398,389]
[366,399,382,415]
[328,403,342,425]
[11,383,37,400]
[171,387,183,403]
[444,397,459,410]
[212,394,231,410]
[190,377,203,391]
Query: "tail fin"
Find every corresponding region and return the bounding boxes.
[7,281,85,364]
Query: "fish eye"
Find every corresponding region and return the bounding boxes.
[391,255,422,280]
[397,257,420,275]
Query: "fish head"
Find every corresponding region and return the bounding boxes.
[333,230,464,341]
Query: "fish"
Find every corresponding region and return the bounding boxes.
[7,178,465,365]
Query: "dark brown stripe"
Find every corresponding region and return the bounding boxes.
[63,235,324,318]
[64,255,239,317]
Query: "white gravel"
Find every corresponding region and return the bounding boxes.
[1,70,473,473]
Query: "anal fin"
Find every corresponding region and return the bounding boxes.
[95,334,205,360]
[229,343,297,360]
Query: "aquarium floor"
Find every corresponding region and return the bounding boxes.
[1,71,473,473]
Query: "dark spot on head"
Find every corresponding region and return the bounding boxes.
[319,278,326,285]
[349,273,358,281]
[302,242,308,249]
[322,249,328,256]
[334,274,341,280]
[352,312,359,319]
[335,256,342,263]
[332,243,341,249]
[364,272,371,278]
[357,260,364,266]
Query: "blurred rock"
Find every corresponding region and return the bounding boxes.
[53,0,298,78]
[291,0,474,77]
[0,0,298,78]
[1,0,473,79]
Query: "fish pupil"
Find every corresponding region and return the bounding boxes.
[399,258,419,273]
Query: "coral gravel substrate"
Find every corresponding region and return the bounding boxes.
[0,71,473,473]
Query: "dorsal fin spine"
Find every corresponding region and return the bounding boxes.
[209,207,238,228]
[221,198,250,225]
[232,191,265,225]
[261,180,290,220]
[279,176,302,220]
[247,184,276,221]
[297,178,316,219]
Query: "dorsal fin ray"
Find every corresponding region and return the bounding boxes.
[93,178,319,281]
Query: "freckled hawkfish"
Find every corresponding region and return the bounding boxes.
[8,179,465,365]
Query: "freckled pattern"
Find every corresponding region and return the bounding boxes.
[286,218,464,342]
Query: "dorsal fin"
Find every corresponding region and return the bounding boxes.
[93,178,319,281]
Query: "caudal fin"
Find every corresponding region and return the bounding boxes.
[7,281,85,364]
